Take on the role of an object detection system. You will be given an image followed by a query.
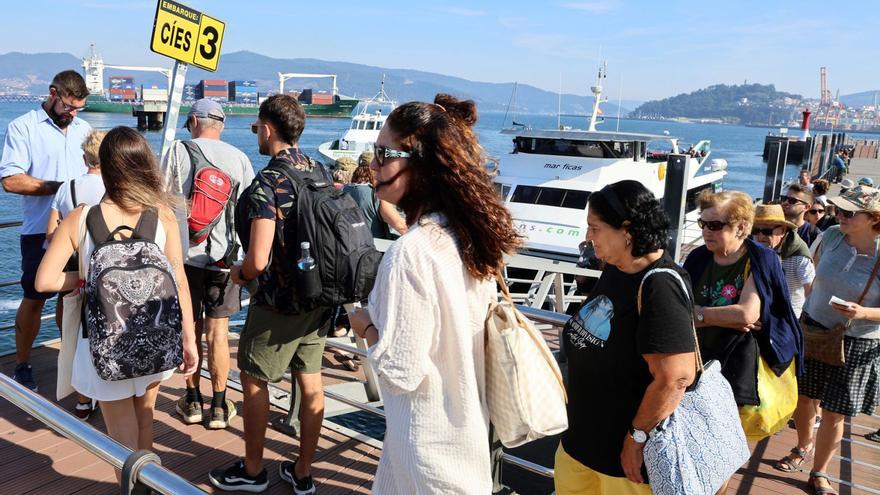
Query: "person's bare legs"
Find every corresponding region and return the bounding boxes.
[811,409,846,492]
[133,381,162,450]
[203,317,230,394]
[185,320,205,390]
[15,297,46,364]
[794,396,819,452]
[294,371,324,478]
[242,372,269,477]
[101,397,139,483]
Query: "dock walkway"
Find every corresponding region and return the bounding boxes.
[2,329,879,494]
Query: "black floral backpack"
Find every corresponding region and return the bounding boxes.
[83,206,182,381]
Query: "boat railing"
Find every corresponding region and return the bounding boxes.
[0,373,207,494]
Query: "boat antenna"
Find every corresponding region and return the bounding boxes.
[616,74,622,132]
[502,82,518,128]
[588,60,606,132]
[557,73,562,130]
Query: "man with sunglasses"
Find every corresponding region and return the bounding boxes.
[161,99,254,431]
[0,70,92,391]
[781,184,820,248]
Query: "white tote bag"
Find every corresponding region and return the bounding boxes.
[484,274,568,448]
[56,206,90,401]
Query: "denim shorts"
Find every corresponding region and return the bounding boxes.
[20,234,56,301]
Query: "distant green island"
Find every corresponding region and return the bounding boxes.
[630,83,804,125]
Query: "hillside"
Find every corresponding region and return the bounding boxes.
[0,50,630,116]
[840,90,879,107]
[630,83,804,125]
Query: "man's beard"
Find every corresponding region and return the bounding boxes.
[48,107,74,129]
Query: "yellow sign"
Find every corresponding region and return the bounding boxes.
[150,0,225,71]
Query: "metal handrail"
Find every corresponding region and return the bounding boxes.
[0,373,206,495]
[0,220,23,229]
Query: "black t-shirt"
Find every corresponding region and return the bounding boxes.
[561,253,696,478]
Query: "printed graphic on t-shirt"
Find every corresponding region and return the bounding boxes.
[699,273,744,307]
[568,295,614,348]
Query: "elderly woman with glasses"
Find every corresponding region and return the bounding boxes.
[750,204,815,318]
[683,191,803,490]
[775,186,880,495]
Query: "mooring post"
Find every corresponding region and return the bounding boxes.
[763,140,789,203]
[662,154,689,263]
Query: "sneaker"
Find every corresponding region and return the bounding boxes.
[209,460,268,493]
[814,415,822,429]
[207,399,238,430]
[279,459,316,495]
[12,362,37,392]
[175,396,203,424]
[74,398,95,420]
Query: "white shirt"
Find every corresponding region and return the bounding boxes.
[51,173,105,218]
[368,213,495,494]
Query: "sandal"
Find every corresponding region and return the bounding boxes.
[74,397,95,420]
[808,471,839,495]
[774,446,813,473]
[866,429,880,443]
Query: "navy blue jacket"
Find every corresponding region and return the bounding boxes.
[684,239,803,376]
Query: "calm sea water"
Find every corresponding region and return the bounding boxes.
[0,102,845,353]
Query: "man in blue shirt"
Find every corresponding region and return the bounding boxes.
[0,70,92,391]
[831,150,847,183]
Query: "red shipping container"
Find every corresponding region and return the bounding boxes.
[201,80,226,86]
[202,91,227,96]
[311,95,334,104]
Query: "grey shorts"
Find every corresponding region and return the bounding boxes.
[185,264,241,319]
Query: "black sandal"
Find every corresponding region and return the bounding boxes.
[866,429,880,443]
[774,446,813,473]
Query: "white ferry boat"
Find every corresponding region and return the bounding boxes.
[494,65,727,259]
[318,79,395,166]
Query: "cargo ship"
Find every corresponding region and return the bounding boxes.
[81,94,359,117]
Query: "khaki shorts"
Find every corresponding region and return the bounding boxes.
[237,304,330,382]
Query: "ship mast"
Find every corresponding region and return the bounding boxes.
[588,61,607,132]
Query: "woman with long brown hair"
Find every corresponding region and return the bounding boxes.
[348,94,520,493]
[36,127,198,461]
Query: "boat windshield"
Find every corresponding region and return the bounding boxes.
[510,185,590,209]
[514,137,634,159]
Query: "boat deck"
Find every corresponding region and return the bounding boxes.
[1,330,878,495]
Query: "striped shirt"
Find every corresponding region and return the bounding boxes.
[781,254,815,317]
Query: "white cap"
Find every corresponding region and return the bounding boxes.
[300,241,310,249]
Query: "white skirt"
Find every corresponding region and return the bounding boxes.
[71,329,174,402]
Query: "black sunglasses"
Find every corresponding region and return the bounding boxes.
[251,124,261,134]
[807,208,825,214]
[697,219,729,231]
[837,209,859,219]
[751,226,784,236]
[780,195,810,207]
[373,144,412,166]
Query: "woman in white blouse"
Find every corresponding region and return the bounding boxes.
[349,94,520,494]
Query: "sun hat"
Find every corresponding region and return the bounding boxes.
[828,185,880,213]
[753,204,797,230]
[858,177,875,187]
[839,178,855,190]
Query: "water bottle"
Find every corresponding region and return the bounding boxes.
[297,242,316,271]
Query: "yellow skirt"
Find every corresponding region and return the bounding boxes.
[554,444,653,495]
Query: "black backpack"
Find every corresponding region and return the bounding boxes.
[235,159,382,309]
[83,206,183,381]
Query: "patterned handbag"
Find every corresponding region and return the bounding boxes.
[638,268,751,495]
[484,273,568,448]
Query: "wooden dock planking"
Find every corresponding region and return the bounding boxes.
[2,335,879,495]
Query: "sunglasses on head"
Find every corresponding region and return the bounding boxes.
[697,218,728,231]
[751,226,783,236]
[780,195,809,206]
[373,144,412,166]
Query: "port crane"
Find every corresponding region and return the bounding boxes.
[278,72,338,96]
[81,44,172,97]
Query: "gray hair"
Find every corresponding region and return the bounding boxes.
[196,116,224,131]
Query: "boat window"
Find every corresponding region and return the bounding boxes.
[514,137,634,159]
[367,121,376,130]
[377,121,384,129]
[494,183,512,200]
[351,121,358,130]
[511,185,590,209]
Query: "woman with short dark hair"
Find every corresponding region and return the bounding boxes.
[556,180,696,494]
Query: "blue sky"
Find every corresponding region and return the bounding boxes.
[4,0,878,101]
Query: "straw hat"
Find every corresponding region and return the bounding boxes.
[754,204,797,230]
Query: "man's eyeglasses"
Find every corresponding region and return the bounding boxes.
[807,208,825,215]
[373,144,411,166]
[51,88,87,113]
[751,227,784,236]
[697,219,729,231]
[251,124,260,134]
[780,195,810,207]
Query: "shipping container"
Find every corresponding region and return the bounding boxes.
[311,94,334,105]
[231,80,258,87]
[201,79,226,86]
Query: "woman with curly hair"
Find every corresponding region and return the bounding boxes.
[556,180,697,494]
[347,94,520,493]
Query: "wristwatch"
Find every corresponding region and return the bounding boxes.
[695,306,705,323]
[630,427,648,444]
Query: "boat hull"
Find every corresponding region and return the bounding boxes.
[81,96,359,118]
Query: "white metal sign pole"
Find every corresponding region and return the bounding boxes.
[160,60,188,162]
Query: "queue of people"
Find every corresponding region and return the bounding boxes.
[2,69,879,495]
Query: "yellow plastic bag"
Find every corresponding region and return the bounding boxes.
[738,356,797,442]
